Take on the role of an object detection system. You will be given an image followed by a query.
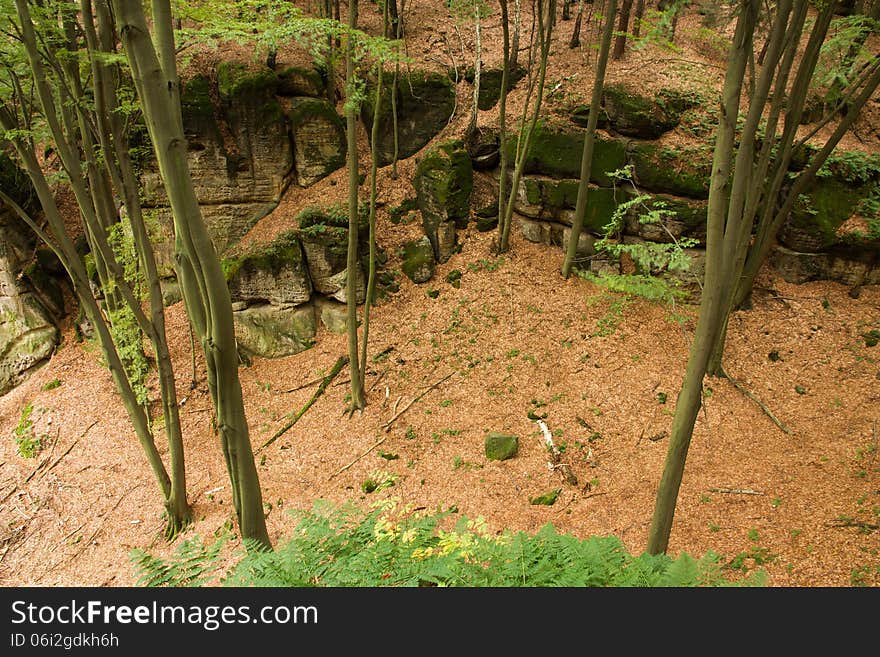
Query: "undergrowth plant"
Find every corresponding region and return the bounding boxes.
[13,401,42,458]
[131,501,765,587]
[580,166,698,308]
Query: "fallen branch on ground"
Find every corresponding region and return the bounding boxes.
[536,420,578,486]
[380,371,456,433]
[260,355,348,452]
[827,519,879,532]
[328,435,388,481]
[726,375,794,435]
[709,487,764,495]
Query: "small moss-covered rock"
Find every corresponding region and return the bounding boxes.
[445,269,462,288]
[224,230,311,305]
[287,97,346,187]
[362,69,456,166]
[485,432,519,461]
[628,141,712,199]
[529,488,561,506]
[415,140,473,262]
[400,237,436,284]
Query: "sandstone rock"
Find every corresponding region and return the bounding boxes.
[627,140,712,199]
[770,245,880,287]
[602,85,698,139]
[287,97,346,187]
[314,296,349,334]
[225,230,311,305]
[297,207,367,303]
[414,140,473,262]
[361,70,456,166]
[233,302,316,359]
[277,66,325,97]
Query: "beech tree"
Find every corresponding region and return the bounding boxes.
[647,0,880,554]
[1,0,191,537]
[111,0,271,549]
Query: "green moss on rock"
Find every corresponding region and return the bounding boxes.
[400,236,436,284]
[485,432,518,461]
[217,62,279,101]
[628,141,712,199]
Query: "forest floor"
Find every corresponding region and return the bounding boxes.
[1,2,879,587]
[1,223,879,587]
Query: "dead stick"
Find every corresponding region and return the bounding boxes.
[381,371,456,433]
[328,435,389,480]
[39,420,97,479]
[727,375,794,435]
[260,355,348,451]
[536,420,578,486]
[709,487,764,495]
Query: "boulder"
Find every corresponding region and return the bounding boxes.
[224,230,312,305]
[277,66,325,97]
[296,207,367,303]
[286,97,346,187]
[506,124,628,186]
[770,245,880,287]
[602,85,698,139]
[623,193,708,245]
[233,302,316,358]
[414,140,473,263]
[0,205,59,394]
[463,64,527,110]
[141,67,292,263]
[361,70,456,166]
[400,236,436,284]
[514,176,623,235]
[314,296,349,334]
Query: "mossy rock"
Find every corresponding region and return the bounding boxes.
[516,178,623,235]
[295,206,368,303]
[624,193,708,244]
[286,97,346,187]
[506,124,628,186]
[463,64,527,110]
[400,236,436,284]
[361,69,456,166]
[0,293,59,395]
[485,432,518,461]
[0,153,37,214]
[628,140,712,199]
[603,84,692,139]
[233,302,316,359]
[224,230,312,305]
[179,74,217,133]
[415,140,473,262]
[217,62,280,102]
[568,104,611,130]
[314,296,349,334]
[277,66,325,97]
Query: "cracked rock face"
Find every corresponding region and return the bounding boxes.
[0,208,58,395]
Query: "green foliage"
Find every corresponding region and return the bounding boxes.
[41,378,62,391]
[13,402,43,459]
[813,14,880,103]
[130,535,227,587]
[581,167,698,306]
[132,502,765,587]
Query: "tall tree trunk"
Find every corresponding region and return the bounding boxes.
[511,0,522,70]
[570,0,584,48]
[613,0,633,59]
[561,0,617,278]
[113,0,270,549]
[345,0,366,411]
[497,0,511,248]
[468,2,483,140]
[647,0,760,556]
[632,0,645,38]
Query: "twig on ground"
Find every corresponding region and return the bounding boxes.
[726,374,794,435]
[328,435,388,480]
[40,420,97,480]
[827,519,879,532]
[709,487,764,495]
[380,371,456,433]
[260,355,348,451]
[536,420,578,486]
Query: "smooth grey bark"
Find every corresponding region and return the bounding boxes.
[112,0,270,549]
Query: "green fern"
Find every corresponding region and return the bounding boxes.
[132,502,764,587]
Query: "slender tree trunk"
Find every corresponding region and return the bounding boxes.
[561,0,617,278]
[113,0,270,549]
[647,0,760,556]
[497,0,511,247]
[345,0,366,411]
[511,0,522,70]
[391,0,403,178]
[498,0,556,253]
[632,0,645,38]
[468,2,483,140]
[613,0,633,59]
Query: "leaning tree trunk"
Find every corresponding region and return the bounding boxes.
[561,0,617,278]
[647,0,760,556]
[113,0,270,549]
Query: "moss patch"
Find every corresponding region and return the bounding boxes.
[628,141,712,199]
